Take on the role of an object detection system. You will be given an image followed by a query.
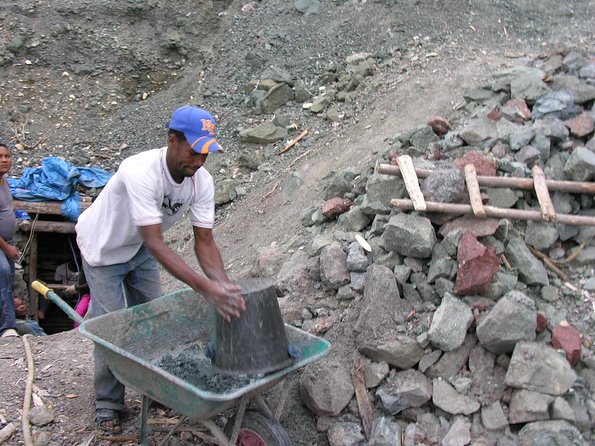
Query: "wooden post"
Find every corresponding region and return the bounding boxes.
[27,233,38,321]
[464,164,486,217]
[532,165,557,222]
[13,200,91,215]
[28,220,76,234]
[397,155,426,211]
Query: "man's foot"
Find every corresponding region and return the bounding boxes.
[95,408,122,434]
[1,329,20,338]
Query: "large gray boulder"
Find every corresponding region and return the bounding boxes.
[300,359,354,416]
[505,342,577,396]
[382,213,436,258]
[476,290,537,354]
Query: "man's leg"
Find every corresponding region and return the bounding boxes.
[0,249,16,336]
[83,257,129,420]
[123,245,162,306]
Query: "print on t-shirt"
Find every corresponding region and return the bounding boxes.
[161,195,184,216]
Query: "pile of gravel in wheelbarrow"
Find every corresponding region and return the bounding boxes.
[157,344,256,394]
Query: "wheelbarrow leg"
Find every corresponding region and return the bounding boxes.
[229,395,249,444]
[253,394,274,419]
[139,394,150,445]
[198,395,249,446]
[200,419,234,446]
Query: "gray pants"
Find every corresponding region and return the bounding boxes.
[82,245,162,412]
[0,244,16,336]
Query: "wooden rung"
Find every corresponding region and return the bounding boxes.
[14,199,92,215]
[390,199,595,226]
[397,155,426,211]
[464,164,486,217]
[532,165,557,222]
[28,220,76,234]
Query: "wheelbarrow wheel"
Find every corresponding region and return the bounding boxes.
[224,410,291,446]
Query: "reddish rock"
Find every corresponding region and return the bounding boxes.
[487,105,501,121]
[438,216,500,238]
[552,324,581,367]
[454,151,497,176]
[453,231,500,296]
[427,116,451,136]
[564,112,594,138]
[536,313,548,333]
[503,99,532,122]
[322,197,352,219]
[387,149,400,165]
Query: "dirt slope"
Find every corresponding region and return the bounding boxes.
[0,1,594,445]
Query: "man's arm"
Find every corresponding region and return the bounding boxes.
[139,224,244,320]
[192,226,229,283]
[0,236,18,261]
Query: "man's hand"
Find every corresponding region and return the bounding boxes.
[3,245,19,261]
[63,284,77,297]
[204,281,246,322]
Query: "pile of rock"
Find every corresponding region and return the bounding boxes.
[238,51,378,144]
[251,48,594,444]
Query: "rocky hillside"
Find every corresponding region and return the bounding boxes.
[270,50,595,445]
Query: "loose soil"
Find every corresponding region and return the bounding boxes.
[0,1,593,445]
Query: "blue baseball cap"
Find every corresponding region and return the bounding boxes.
[166,105,224,154]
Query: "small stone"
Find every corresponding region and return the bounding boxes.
[453,231,499,296]
[322,197,352,219]
[454,151,497,176]
[564,112,594,137]
[427,116,451,136]
[536,313,548,333]
[28,406,54,427]
[551,324,581,367]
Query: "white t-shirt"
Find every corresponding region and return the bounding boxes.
[76,147,215,266]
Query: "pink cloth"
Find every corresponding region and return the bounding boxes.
[74,294,90,328]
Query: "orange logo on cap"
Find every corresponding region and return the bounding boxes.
[201,119,215,136]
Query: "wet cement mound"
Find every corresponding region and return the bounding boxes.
[156,344,258,394]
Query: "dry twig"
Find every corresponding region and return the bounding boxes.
[351,359,373,440]
[288,148,313,168]
[262,181,279,200]
[500,254,512,270]
[528,246,569,282]
[551,243,586,264]
[277,129,308,155]
[96,434,138,442]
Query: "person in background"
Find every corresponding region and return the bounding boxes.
[14,297,47,336]
[0,143,19,338]
[53,263,90,328]
[75,105,246,433]
[39,261,88,321]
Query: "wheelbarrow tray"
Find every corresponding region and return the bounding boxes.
[79,288,330,420]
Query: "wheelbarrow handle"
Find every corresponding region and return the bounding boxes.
[31,280,85,325]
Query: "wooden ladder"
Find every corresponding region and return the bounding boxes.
[377,155,595,227]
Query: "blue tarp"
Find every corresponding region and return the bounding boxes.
[8,157,112,222]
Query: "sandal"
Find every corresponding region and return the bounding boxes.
[1,329,20,338]
[95,408,122,434]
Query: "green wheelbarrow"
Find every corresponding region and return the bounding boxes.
[32,281,330,445]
